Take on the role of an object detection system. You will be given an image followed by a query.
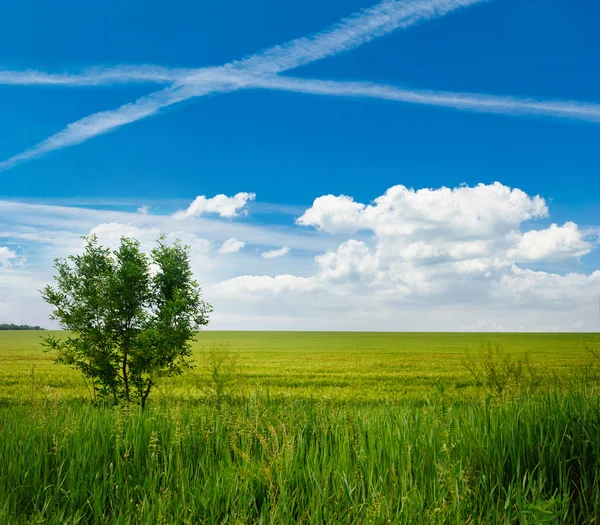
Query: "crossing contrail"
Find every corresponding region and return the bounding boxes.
[0,0,489,171]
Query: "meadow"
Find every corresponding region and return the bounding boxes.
[1,331,599,523]
[1,331,597,404]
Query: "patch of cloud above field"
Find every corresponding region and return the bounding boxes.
[1,183,599,330]
[214,182,600,330]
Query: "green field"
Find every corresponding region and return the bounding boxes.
[1,331,600,524]
[1,330,597,404]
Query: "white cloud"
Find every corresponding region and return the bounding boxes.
[315,240,382,285]
[137,205,150,215]
[0,247,17,267]
[2,183,600,331]
[262,246,290,259]
[0,198,324,327]
[297,182,548,237]
[89,222,162,249]
[0,199,335,253]
[216,182,600,329]
[507,222,593,262]
[297,195,367,235]
[174,192,256,219]
[495,266,600,308]
[215,274,315,297]
[218,238,245,254]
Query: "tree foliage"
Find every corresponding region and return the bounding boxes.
[41,235,212,408]
[0,324,44,330]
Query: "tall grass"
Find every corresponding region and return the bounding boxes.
[1,391,599,524]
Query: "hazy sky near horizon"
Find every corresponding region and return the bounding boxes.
[1,0,599,331]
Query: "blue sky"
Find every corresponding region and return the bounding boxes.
[0,0,599,330]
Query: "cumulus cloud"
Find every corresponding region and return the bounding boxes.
[297,182,548,237]
[495,267,600,307]
[507,222,593,262]
[315,240,383,285]
[217,182,600,326]
[174,192,256,219]
[3,183,600,330]
[218,238,245,254]
[262,246,290,259]
[137,205,150,215]
[289,183,565,298]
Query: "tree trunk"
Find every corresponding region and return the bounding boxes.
[141,379,152,410]
[122,348,130,403]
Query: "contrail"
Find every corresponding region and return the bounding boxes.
[0,0,487,171]
[0,79,250,171]
[6,64,599,125]
[0,66,189,86]
[1,0,485,86]
[249,76,600,123]
[226,0,488,74]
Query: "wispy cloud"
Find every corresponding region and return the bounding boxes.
[250,76,600,123]
[0,198,338,253]
[0,0,488,171]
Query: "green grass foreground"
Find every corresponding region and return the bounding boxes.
[1,331,599,523]
[1,394,599,524]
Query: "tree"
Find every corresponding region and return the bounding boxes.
[41,235,212,408]
[0,324,44,330]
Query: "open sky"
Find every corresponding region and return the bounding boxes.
[1,0,599,331]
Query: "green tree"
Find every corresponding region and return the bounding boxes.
[41,235,212,408]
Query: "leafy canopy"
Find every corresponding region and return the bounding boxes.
[41,235,212,408]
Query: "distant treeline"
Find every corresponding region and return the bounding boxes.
[0,324,45,331]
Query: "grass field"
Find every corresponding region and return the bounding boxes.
[1,330,597,404]
[1,330,600,524]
